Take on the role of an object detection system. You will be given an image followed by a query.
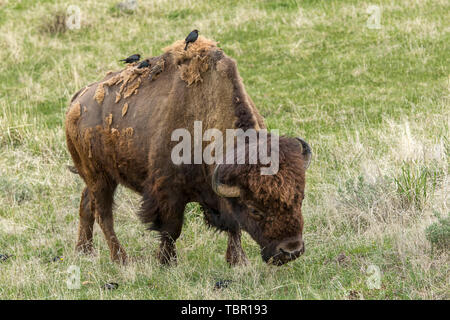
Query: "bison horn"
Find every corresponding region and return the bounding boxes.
[211,165,241,198]
[296,137,312,170]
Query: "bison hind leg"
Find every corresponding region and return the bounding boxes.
[76,187,95,255]
[78,174,127,264]
[91,178,128,264]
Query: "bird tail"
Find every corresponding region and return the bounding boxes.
[184,42,189,51]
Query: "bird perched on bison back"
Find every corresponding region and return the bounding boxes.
[119,54,141,64]
[184,29,199,50]
[137,60,150,69]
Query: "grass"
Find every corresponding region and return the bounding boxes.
[0,0,449,299]
[394,162,441,211]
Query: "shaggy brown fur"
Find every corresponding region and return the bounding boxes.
[65,37,311,266]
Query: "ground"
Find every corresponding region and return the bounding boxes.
[0,0,448,299]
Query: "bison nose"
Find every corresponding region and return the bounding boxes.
[277,236,305,257]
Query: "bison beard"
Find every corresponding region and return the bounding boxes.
[65,36,311,266]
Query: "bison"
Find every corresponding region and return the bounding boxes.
[65,37,312,266]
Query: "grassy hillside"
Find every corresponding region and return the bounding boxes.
[0,0,448,299]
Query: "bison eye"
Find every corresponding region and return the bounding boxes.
[249,208,264,221]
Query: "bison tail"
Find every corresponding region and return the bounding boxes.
[67,165,79,175]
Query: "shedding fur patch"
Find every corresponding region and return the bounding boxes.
[65,102,82,140]
[119,71,139,95]
[179,54,209,86]
[115,92,121,103]
[164,36,217,86]
[70,102,81,117]
[97,64,149,103]
[90,56,165,114]
[105,73,123,87]
[122,103,129,117]
[123,127,134,136]
[94,83,106,105]
[111,128,119,137]
[124,77,141,98]
[163,36,218,64]
[105,114,113,127]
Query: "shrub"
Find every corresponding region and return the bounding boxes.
[425,213,450,250]
[337,175,393,230]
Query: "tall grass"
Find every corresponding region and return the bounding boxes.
[394,163,440,211]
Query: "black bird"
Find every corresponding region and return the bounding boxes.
[119,54,141,64]
[137,60,150,69]
[184,29,199,50]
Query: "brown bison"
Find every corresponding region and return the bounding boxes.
[65,37,312,266]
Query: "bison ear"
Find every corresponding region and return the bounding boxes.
[211,165,241,198]
[295,137,312,170]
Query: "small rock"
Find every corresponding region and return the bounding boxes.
[103,282,119,290]
[214,280,232,290]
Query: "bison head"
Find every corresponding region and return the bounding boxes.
[212,135,311,265]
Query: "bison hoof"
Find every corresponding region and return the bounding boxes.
[157,249,177,266]
[111,251,128,265]
[75,242,95,255]
[157,252,177,266]
[226,252,249,266]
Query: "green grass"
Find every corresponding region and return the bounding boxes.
[0,0,448,299]
[394,162,441,211]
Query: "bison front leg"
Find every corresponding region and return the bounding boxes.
[156,207,184,265]
[157,232,179,265]
[139,190,185,266]
[226,230,249,266]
